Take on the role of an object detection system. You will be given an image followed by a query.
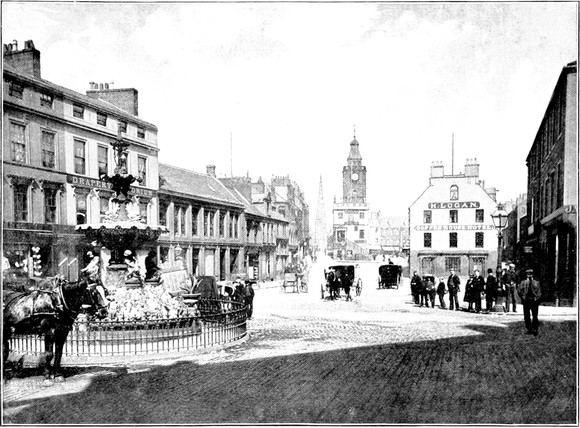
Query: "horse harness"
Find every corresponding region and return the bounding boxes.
[3,282,78,322]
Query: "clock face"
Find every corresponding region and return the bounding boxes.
[351,173,359,181]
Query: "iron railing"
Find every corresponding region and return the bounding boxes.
[9,298,247,365]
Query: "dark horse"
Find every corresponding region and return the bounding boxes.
[3,276,102,380]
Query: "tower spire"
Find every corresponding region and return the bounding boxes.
[353,124,356,139]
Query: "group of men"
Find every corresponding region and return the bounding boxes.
[411,263,542,335]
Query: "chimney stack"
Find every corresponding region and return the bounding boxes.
[430,161,444,178]
[3,39,41,78]
[207,165,216,177]
[464,158,480,177]
[87,84,139,116]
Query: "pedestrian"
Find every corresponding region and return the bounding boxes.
[484,268,497,312]
[343,275,353,301]
[464,274,474,311]
[425,277,436,309]
[410,271,422,305]
[471,269,485,313]
[447,269,461,310]
[243,280,255,319]
[503,263,518,312]
[517,269,542,336]
[436,277,447,309]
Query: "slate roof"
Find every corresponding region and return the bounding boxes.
[158,163,243,208]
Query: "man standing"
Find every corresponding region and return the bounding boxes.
[411,271,422,305]
[484,268,497,312]
[447,269,461,311]
[503,263,518,312]
[243,280,255,319]
[517,269,542,336]
[471,269,485,313]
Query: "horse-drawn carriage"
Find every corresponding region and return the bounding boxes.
[281,272,308,293]
[377,264,401,289]
[321,264,362,300]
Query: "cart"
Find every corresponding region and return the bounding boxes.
[377,264,401,289]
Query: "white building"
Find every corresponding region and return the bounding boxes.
[409,159,500,278]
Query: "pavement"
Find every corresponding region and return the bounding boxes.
[2,261,577,424]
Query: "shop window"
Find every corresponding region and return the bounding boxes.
[445,257,461,272]
[44,187,57,223]
[100,195,110,217]
[76,193,87,225]
[475,232,484,248]
[424,233,432,248]
[41,131,56,169]
[449,209,458,223]
[14,183,29,222]
[475,209,484,223]
[98,146,108,178]
[10,122,26,163]
[423,210,432,224]
[74,139,86,175]
[421,257,435,274]
[73,103,84,119]
[449,232,458,248]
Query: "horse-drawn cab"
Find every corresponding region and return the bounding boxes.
[377,264,402,289]
[321,264,362,300]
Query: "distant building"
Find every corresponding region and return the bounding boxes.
[408,159,500,278]
[313,175,328,256]
[524,60,577,306]
[3,40,159,281]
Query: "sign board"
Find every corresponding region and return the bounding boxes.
[415,224,496,231]
[66,174,156,198]
[427,201,480,209]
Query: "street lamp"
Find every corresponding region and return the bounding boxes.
[491,204,508,312]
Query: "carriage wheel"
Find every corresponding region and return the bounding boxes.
[321,284,325,299]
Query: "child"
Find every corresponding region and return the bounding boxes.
[437,277,447,309]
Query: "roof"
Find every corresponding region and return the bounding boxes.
[3,63,157,130]
[158,163,243,208]
[348,138,362,161]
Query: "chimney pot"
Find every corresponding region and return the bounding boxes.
[207,165,216,177]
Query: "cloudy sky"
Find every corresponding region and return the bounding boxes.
[3,2,578,225]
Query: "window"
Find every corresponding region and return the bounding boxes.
[421,257,435,273]
[118,120,127,133]
[14,184,28,222]
[219,212,225,237]
[8,81,23,98]
[337,230,345,242]
[475,232,484,248]
[139,201,148,223]
[41,131,55,168]
[73,103,84,119]
[159,202,168,226]
[10,122,26,163]
[338,212,343,220]
[97,111,107,127]
[557,163,563,208]
[76,193,87,225]
[445,257,461,272]
[40,93,53,108]
[138,156,147,186]
[423,210,432,224]
[233,214,238,238]
[180,207,186,235]
[74,140,86,174]
[100,195,110,216]
[359,212,365,219]
[98,146,108,178]
[359,229,365,239]
[450,185,459,200]
[204,211,209,236]
[475,209,484,223]
[424,232,432,248]
[174,207,180,235]
[137,127,145,139]
[192,207,199,235]
[449,210,458,223]
[209,211,215,236]
[449,232,458,248]
[44,188,57,223]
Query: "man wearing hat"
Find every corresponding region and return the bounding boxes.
[517,269,542,336]
[502,263,518,312]
[484,268,497,312]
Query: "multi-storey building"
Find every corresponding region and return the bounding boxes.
[408,159,500,278]
[313,175,328,257]
[3,40,159,282]
[524,60,577,305]
[157,164,245,280]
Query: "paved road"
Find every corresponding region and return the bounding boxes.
[3,262,577,424]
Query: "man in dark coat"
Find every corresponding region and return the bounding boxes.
[410,271,422,305]
[243,280,255,319]
[471,269,485,313]
[447,269,461,310]
[484,268,497,312]
[502,263,518,312]
[517,269,542,336]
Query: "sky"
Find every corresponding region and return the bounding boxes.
[3,2,578,229]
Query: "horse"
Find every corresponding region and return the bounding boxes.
[3,276,103,381]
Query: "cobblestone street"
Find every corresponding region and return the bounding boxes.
[3,263,577,424]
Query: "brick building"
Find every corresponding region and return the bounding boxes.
[524,60,577,305]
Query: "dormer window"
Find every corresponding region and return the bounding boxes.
[137,127,145,139]
[9,81,24,99]
[97,111,108,126]
[450,185,459,201]
[73,103,84,119]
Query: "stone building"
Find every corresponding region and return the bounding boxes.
[524,60,577,305]
[3,40,159,282]
[408,159,500,278]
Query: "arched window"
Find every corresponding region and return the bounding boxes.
[450,185,459,201]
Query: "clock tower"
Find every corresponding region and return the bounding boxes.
[342,135,366,203]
